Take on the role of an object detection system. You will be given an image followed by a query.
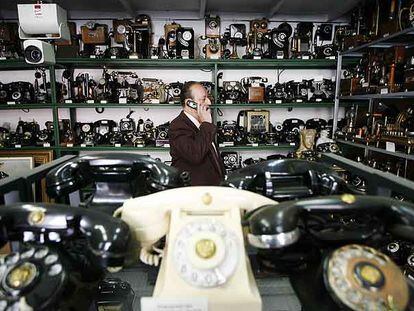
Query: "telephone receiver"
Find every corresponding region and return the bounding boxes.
[245,195,414,248]
[244,195,414,311]
[0,202,131,310]
[223,159,353,201]
[0,203,131,268]
[283,118,305,132]
[46,153,191,213]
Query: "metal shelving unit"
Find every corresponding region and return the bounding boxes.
[337,139,414,161]
[340,91,414,100]
[0,57,344,157]
[333,27,414,177]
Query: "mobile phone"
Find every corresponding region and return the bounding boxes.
[187,100,198,110]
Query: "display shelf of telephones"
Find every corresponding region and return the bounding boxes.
[337,138,414,162]
[53,58,358,69]
[339,46,414,100]
[341,26,414,56]
[339,154,411,190]
[217,116,333,156]
[0,68,57,109]
[0,120,57,150]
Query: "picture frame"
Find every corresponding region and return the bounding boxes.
[0,150,54,202]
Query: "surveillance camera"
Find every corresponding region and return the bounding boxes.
[23,40,55,65]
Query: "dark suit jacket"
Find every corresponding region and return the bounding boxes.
[169,111,225,186]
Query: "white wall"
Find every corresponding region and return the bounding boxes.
[0,16,346,162]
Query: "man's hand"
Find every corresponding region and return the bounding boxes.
[198,103,212,123]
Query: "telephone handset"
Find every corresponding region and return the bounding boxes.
[244,195,414,311]
[0,203,131,310]
[114,186,277,310]
[223,159,353,201]
[46,153,190,213]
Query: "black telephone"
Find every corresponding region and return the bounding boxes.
[244,195,414,311]
[46,153,190,213]
[0,202,131,310]
[223,159,353,201]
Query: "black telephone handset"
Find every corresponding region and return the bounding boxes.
[0,203,131,310]
[245,195,414,311]
[223,159,353,201]
[46,153,190,213]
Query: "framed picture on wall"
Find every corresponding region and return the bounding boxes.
[0,150,54,202]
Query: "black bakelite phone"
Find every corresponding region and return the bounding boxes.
[244,195,414,311]
[223,159,355,201]
[46,153,190,214]
[0,203,131,310]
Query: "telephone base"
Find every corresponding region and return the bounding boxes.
[153,252,261,311]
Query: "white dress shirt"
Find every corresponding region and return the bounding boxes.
[184,111,218,153]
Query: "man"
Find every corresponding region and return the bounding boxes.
[169,81,225,186]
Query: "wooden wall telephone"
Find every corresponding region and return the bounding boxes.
[114,186,277,311]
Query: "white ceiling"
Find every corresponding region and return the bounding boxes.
[0,0,362,21]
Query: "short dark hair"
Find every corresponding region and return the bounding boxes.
[180,81,200,106]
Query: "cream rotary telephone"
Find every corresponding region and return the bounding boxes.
[114,186,277,311]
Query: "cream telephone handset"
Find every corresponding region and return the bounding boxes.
[114,186,277,311]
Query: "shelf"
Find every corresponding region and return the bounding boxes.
[56,58,216,69]
[341,26,414,56]
[56,102,335,109]
[57,144,295,152]
[59,146,170,151]
[0,146,56,151]
[0,59,44,70]
[337,139,414,161]
[58,103,182,109]
[215,58,341,69]
[219,144,296,151]
[340,91,414,100]
[213,102,334,108]
[54,58,356,69]
[0,104,54,110]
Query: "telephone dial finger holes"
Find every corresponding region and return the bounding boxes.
[174,219,239,288]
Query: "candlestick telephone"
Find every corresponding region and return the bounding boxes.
[46,153,190,214]
[244,195,414,311]
[0,203,131,310]
[223,159,354,201]
[114,186,277,311]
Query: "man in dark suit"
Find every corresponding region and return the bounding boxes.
[169,81,225,186]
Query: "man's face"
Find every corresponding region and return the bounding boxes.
[191,84,210,106]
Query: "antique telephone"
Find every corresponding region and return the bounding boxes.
[114,187,277,311]
[164,22,181,58]
[223,159,353,201]
[228,23,246,59]
[176,27,195,59]
[247,18,268,59]
[244,195,414,310]
[0,203,131,310]
[202,15,221,59]
[241,76,268,103]
[265,22,293,59]
[46,153,190,214]
[291,22,314,59]
[80,21,109,57]
[0,22,20,59]
[283,118,305,143]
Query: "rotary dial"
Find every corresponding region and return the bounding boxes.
[173,219,239,288]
